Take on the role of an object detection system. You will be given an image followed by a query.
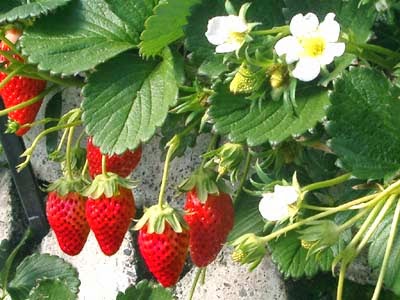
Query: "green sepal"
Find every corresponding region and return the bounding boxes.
[82,173,136,199]
[230,233,266,271]
[133,203,188,234]
[178,167,228,203]
[46,177,87,197]
[5,119,20,134]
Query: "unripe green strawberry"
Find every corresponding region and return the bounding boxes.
[46,191,90,256]
[0,30,46,136]
[86,137,142,178]
[138,223,189,287]
[86,186,136,255]
[184,189,234,267]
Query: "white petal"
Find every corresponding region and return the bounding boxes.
[206,17,232,45]
[215,41,241,53]
[274,36,302,64]
[319,42,345,65]
[225,15,248,33]
[290,13,319,37]
[274,185,299,204]
[292,57,321,82]
[319,13,341,42]
[259,194,289,221]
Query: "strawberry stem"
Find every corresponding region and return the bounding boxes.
[19,117,60,129]
[199,134,219,169]
[0,50,21,65]
[301,173,352,193]
[0,32,20,56]
[232,150,251,204]
[65,126,76,180]
[0,64,25,90]
[188,267,203,300]
[101,154,108,177]
[0,85,58,117]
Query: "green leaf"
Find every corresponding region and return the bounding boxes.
[45,92,62,155]
[82,48,178,154]
[0,240,11,276]
[8,253,80,300]
[368,211,400,295]
[20,0,154,75]
[227,192,265,242]
[140,0,201,58]
[269,230,334,278]
[231,0,285,26]
[0,0,72,24]
[327,68,400,180]
[116,280,174,300]
[209,85,330,146]
[29,279,77,300]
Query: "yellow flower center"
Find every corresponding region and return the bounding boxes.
[300,36,326,57]
[228,31,246,44]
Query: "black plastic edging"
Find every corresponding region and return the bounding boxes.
[0,99,49,241]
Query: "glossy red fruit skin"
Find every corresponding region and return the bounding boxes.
[184,190,234,267]
[46,191,90,256]
[86,137,142,178]
[0,42,46,136]
[138,224,189,287]
[86,187,136,256]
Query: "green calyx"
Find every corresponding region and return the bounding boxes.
[178,167,228,203]
[82,172,136,199]
[5,119,20,134]
[46,176,87,196]
[133,202,188,234]
[230,233,267,271]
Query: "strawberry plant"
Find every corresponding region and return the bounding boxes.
[0,0,400,299]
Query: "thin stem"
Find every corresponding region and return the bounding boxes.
[0,33,20,55]
[0,85,58,117]
[372,198,400,300]
[81,159,89,178]
[101,155,107,176]
[34,69,84,88]
[65,127,75,180]
[251,25,290,36]
[301,204,337,211]
[200,267,206,285]
[199,134,219,169]
[336,263,347,300]
[56,128,69,153]
[188,268,202,300]
[179,85,197,93]
[158,137,177,208]
[355,42,400,60]
[0,64,25,90]
[74,130,85,147]
[338,204,374,232]
[19,117,60,129]
[302,173,352,192]
[233,150,252,204]
[0,50,20,65]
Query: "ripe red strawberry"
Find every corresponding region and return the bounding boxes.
[46,191,90,256]
[86,137,142,178]
[184,190,234,267]
[138,223,189,287]
[0,30,46,136]
[86,186,136,255]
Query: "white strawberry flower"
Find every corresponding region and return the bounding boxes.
[274,12,345,82]
[258,185,299,221]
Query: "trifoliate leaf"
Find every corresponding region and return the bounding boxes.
[209,85,330,146]
[327,68,400,180]
[140,0,201,58]
[20,0,154,75]
[82,48,178,155]
[8,254,80,300]
[29,279,77,300]
[117,280,174,300]
[0,0,72,24]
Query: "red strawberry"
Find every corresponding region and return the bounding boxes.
[0,30,46,136]
[86,137,142,178]
[138,223,189,287]
[184,189,234,267]
[86,186,136,255]
[46,191,90,256]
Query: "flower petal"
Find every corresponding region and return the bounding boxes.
[292,57,321,82]
[259,194,289,221]
[319,13,341,42]
[274,185,299,204]
[274,36,302,64]
[290,13,319,37]
[215,41,241,53]
[225,15,248,33]
[206,16,232,45]
[319,42,345,65]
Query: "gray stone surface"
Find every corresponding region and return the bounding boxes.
[40,231,136,300]
[0,169,13,241]
[175,248,287,300]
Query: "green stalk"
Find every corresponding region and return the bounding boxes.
[0,64,25,90]
[336,263,348,300]
[251,25,290,36]
[372,198,400,300]
[0,33,20,55]
[65,127,75,180]
[188,268,203,300]
[301,204,337,211]
[101,155,108,177]
[0,50,20,65]
[233,150,252,204]
[199,134,219,169]
[302,173,352,193]
[0,85,58,117]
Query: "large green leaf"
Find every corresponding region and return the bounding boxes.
[29,279,77,300]
[368,212,400,295]
[20,0,154,75]
[209,86,330,146]
[82,48,178,154]
[140,0,201,58]
[8,253,80,300]
[327,68,400,180]
[116,280,174,300]
[0,0,72,24]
